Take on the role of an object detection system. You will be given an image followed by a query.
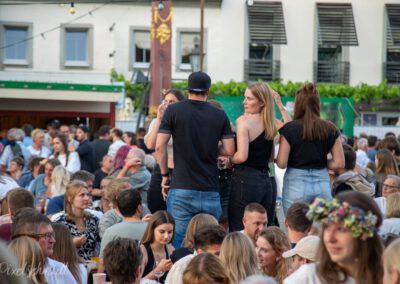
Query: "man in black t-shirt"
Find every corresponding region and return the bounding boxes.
[91,125,112,171]
[156,71,235,248]
[76,125,95,173]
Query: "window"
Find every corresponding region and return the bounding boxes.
[61,25,93,68]
[314,3,357,84]
[245,1,286,81]
[385,4,400,84]
[131,29,151,68]
[0,23,32,66]
[177,30,206,71]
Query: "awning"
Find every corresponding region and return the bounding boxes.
[316,3,358,46]
[247,1,287,45]
[0,81,123,102]
[386,4,400,46]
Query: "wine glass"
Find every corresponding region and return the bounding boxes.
[153,261,165,284]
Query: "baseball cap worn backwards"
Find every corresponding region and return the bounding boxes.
[282,235,320,262]
[187,71,211,92]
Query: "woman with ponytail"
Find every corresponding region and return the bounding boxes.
[228,83,278,231]
[277,83,344,215]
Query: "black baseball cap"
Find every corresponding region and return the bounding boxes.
[186,71,211,92]
[78,125,90,133]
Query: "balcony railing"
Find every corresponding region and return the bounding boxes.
[244,59,281,82]
[314,61,349,84]
[383,62,400,84]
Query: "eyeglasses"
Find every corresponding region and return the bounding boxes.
[12,232,55,241]
[383,184,400,190]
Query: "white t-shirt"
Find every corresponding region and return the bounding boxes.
[284,263,355,284]
[380,218,400,236]
[79,263,88,284]
[0,174,19,200]
[45,257,78,284]
[165,253,195,284]
[107,140,126,158]
[50,152,81,173]
[374,197,386,215]
[356,150,370,168]
[27,145,52,158]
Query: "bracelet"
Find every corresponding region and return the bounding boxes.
[161,172,169,177]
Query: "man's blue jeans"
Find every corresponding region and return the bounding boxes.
[166,188,222,248]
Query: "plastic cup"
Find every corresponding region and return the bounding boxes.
[92,272,106,284]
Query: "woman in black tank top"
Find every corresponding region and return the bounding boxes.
[140,211,175,283]
[228,83,278,233]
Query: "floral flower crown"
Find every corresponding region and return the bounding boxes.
[307,198,378,240]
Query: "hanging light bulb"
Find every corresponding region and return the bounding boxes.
[69,2,76,14]
[158,0,164,11]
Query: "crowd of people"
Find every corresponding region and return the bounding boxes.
[0,71,400,284]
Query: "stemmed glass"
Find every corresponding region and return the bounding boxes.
[153,261,165,284]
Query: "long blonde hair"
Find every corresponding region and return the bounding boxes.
[9,236,48,284]
[258,227,291,284]
[64,180,90,219]
[219,232,259,284]
[50,165,70,196]
[386,192,400,218]
[247,83,277,140]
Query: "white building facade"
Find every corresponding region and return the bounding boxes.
[0,0,399,130]
[1,0,399,85]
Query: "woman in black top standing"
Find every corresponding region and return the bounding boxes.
[228,83,277,232]
[276,83,344,215]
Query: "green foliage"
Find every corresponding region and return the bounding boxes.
[173,80,399,103]
[111,68,400,103]
[111,68,146,108]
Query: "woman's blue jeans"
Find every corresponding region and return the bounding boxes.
[282,167,332,215]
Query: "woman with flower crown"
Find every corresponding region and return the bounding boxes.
[284,191,383,284]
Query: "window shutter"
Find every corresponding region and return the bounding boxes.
[247,1,287,45]
[316,3,358,46]
[386,4,400,46]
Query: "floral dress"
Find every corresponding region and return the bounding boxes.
[53,213,100,260]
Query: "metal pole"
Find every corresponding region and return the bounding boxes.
[200,0,204,72]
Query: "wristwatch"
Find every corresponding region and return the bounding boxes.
[161,172,169,177]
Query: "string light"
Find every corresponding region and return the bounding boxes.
[69,2,76,14]
[0,3,108,51]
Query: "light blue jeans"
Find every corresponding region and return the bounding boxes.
[166,189,222,248]
[282,167,332,215]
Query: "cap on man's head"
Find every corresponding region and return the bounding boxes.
[187,71,211,92]
[78,125,90,133]
[282,235,320,262]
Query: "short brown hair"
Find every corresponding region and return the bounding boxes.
[7,188,34,215]
[105,177,130,206]
[286,202,311,232]
[103,238,143,284]
[244,203,266,215]
[12,208,51,237]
